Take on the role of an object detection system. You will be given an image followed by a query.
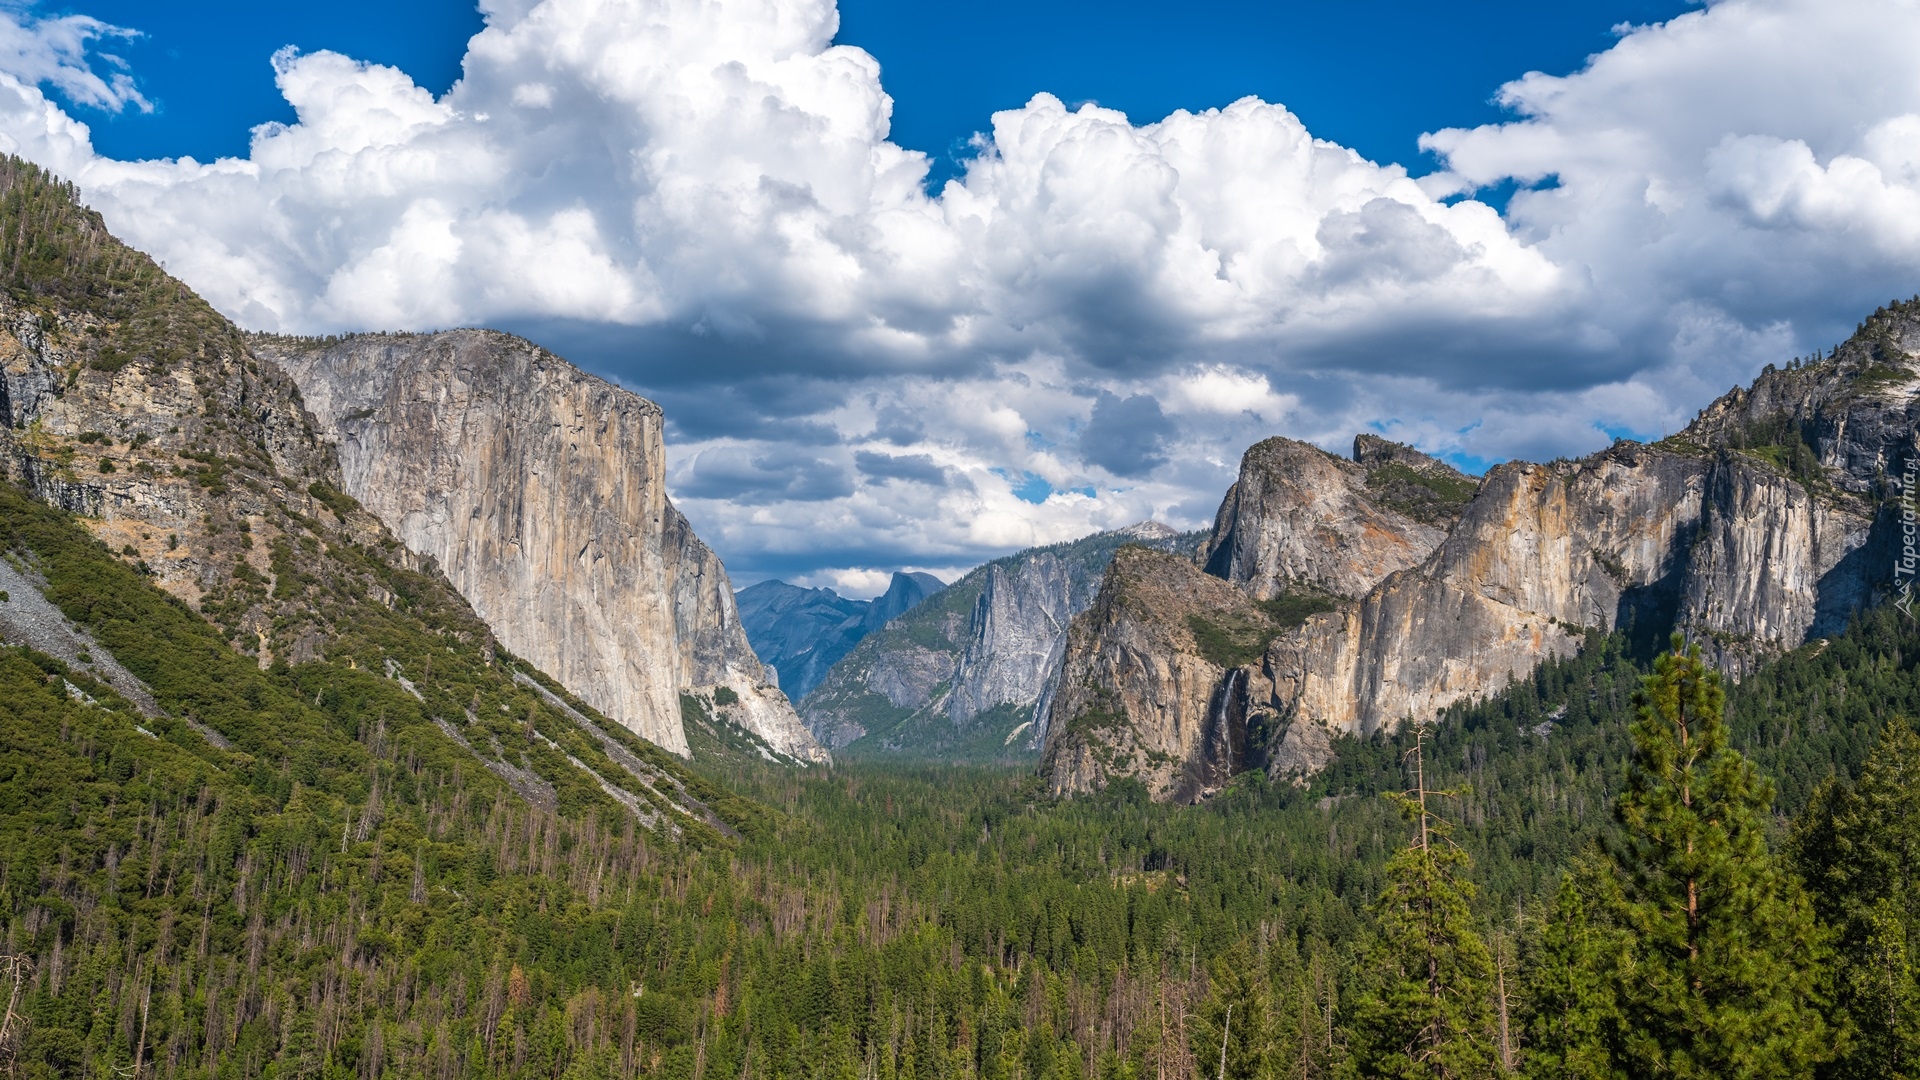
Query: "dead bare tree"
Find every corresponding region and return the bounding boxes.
[0,953,35,1077]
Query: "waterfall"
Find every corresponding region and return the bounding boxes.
[1207,667,1246,781]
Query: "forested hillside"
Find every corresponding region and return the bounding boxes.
[0,156,1915,1079]
[6,460,1916,1077]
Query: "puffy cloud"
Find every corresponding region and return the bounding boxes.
[1160,366,1298,423]
[0,0,1916,584]
[1421,0,1920,400]
[0,7,146,114]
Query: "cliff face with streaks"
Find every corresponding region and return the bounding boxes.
[1044,302,1919,799]
[800,523,1201,759]
[256,331,827,763]
[1040,546,1277,802]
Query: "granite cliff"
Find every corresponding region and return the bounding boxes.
[1044,305,1916,800]
[0,157,759,832]
[737,571,944,700]
[1202,435,1471,600]
[254,331,827,763]
[801,522,1202,758]
[1040,545,1280,801]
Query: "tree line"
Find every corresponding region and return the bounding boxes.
[3,474,1918,1078]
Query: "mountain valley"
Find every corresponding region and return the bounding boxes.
[2,154,1917,1080]
[795,522,1203,760]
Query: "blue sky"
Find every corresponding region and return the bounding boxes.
[6,0,1916,594]
[68,0,1689,183]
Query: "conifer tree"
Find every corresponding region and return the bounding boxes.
[1603,635,1834,1077]
[1521,858,1624,1080]
[1793,719,1920,1079]
[1190,939,1280,1080]
[1345,727,1499,1080]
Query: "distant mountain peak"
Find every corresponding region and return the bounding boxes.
[1112,520,1179,540]
[737,570,946,701]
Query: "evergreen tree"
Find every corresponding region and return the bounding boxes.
[1345,728,1499,1080]
[1793,720,1920,1079]
[1190,939,1282,1080]
[1603,636,1834,1077]
[1520,858,1624,1080]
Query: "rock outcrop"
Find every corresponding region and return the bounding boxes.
[1047,302,1919,800]
[0,157,757,832]
[1202,437,1462,601]
[1254,382,1888,753]
[801,522,1200,758]
[0,186,351,669]
[738,571,944,700]
[1040,546,1278,801]
[254,330,828,763]
[1350,434,1484,528]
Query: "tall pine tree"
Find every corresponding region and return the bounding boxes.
[1520,857,1625,1080]
[1345,727,1499,1080]
[1602,635,1835,1077]
[1793,719,1920,1080]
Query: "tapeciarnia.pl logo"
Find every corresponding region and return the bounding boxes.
[1898,458,1917,619]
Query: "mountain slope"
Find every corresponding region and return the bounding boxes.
[252,330,827,763]
[736,570,943,700]
[1044,308,1913,799]
[0,156,766,830]
[800,522,1203,759]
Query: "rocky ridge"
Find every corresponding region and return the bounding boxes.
[1043,304,1917,800]
[0,157,755,831]
[738,571,944,701]
[254,330,827,763]
[801,522,1202,758]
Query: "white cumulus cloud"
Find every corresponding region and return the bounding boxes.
[0,0,1914,585]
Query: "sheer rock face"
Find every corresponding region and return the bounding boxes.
[257,331,826,763]
[1250,332,1910,768]
[948,553,1081,734]
[1052,305,1919,800]
[1040,547,1267,803]
[1202,437,1450,601]
[799,522,1192,757]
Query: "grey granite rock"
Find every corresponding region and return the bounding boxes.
[800,522,1198,757]
[257,330,828,763]
[1202,437,1452,601]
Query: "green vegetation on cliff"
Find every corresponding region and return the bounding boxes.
[9,466,1917,1077]
[1,156,1914,1079]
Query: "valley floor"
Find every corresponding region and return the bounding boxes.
[4,475,1917,1078]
